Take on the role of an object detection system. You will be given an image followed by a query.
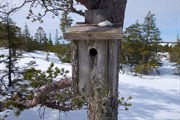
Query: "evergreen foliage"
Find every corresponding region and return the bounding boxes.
[169,37,180,74]
[22,23,34,52]
[0,23,8,47]
[34,27,47,46]
[1,64,132,116]
[143,11,161,43]
[0,16,27,87]
[3,64,85,116]
[60,10,73,33]
[55,29,60,45]
[121,11,162,75]
[53,44,71,63]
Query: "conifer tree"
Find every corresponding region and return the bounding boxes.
[122,20,143,66]
[142,11,162,56]
[34,26,46,46]
[48,33,53,46]
[60,10,73,33]
[55,29,60,45]
[122,11,162,75]
[0,3,28,88]
[169,35,180,74]
[142,11,161,43]
[23,23,30,43]
[23,23,33,52]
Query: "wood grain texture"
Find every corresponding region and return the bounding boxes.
[71,41,79,94]
[78,40,109,97]
[64,24,122,40]
[108,39,120,119]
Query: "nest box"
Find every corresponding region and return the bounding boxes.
[64,23,122,97]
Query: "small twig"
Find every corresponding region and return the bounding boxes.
[39,106,46,120]
[0,73,8,90]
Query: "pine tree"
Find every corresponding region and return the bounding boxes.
[34,26,46,46]
[23,23,33,52]
[48,33,53,46]
[142,11,162,43]
[60,10,73,33]
[142,11,162,59]
[169,34,180,74]
[23,23,30,43]
[122,12,162,75]
[55,29,60,45]
[122,20,144,66]
[48,33,52,42]
[1,16,25,87]
[0,23,7,47]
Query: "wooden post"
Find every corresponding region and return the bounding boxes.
[64,1,127,119]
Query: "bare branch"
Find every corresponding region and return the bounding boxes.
[0,0,33,15]
[0,73,8,90]
[69,0,84,16]
[16,79,72,107]
[75,0,100,9]
[27,0,85,22]
[7,0,33,15]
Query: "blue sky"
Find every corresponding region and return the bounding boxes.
[124,0,180,42]
[11,0,180,42]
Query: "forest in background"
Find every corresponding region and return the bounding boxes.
[0,11,179,75]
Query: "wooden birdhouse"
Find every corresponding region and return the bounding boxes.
[64,11,122,97]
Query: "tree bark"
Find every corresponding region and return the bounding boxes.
[6,18,13,87]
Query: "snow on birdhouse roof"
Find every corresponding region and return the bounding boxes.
[64,23,122,40]
[98,20,113,27]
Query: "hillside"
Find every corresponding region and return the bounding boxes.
[0,49,179,120]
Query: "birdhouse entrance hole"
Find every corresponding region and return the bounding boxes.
[89,48,97,56]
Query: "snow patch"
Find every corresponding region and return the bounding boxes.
[98,20,113,26]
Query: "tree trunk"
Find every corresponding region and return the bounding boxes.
[84,0,127,119]
[85,0,127,25]
[7,18,13,87]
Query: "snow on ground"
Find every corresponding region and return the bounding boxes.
[119,54,180,119]
[0,49,180,120]
[0,49,72,76]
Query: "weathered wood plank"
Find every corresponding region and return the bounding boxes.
[78,40,91,95]
[71,41,79,94]
[108,39,120,120]
[64,24,122,40]
[78,40,109,97]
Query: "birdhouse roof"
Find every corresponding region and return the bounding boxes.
[64,23,122,40]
